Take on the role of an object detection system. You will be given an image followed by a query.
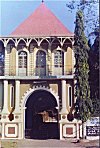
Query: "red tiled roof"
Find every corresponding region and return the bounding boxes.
[11,3,73,37]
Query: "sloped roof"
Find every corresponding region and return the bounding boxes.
[11,2,73,37]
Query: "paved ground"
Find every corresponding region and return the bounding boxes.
[0,139,99,148]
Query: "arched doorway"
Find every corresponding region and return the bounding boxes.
[25,89,59,139]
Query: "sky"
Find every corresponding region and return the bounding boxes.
[0,0,76,36]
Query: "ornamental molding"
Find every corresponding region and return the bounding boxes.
[20,85,59,110]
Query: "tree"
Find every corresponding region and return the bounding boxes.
[74,10,93,122]
[88,32,99,116]
[66,0,99,37]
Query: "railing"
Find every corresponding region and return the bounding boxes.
[0,65,74,77]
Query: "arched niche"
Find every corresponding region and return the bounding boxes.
[40,39,49,50]
[29,39,38,53]
[6,40,15,54]
[51,39,61,51]
[17,39,26,51]
[63,38,72,50]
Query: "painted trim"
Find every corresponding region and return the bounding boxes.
[5,123,18,138]
[21,86,59,109]
[63,124,76,138]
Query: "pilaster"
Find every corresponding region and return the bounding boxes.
[61,80,68,114]
[14,80,20,113]
[2,80,9,114]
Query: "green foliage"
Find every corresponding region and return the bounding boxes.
[66,0,99,36]
[89,34,99,116]
[74,10,93,122]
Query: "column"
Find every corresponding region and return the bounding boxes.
[30,52,34,76]
[60,123,63,140]
[61,80,68,113]
[1,123,5,139]
[76,121,79,140]
[19,123,22,139]
[51,52,54,75]
[27,49,30,76]
[14,80,20,113]
[64,52,66,75]
[2,80,9,113]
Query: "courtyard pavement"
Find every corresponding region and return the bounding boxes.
[0,138,99,148]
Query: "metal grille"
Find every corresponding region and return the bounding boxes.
[18,51,27,68]
[54,50,64,67]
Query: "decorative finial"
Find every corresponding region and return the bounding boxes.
[42,0,44,3]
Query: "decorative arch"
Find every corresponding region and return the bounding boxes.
[6,40,15,54]
[35,48,47,55]
[63,38,72,49]
[21,86,59,139]
[51,38,61,51]
[6,38,15,46]
[40,38,50,44]
[28,38,38,45]
[20,86,59,110]
[29,39,38,53]
[17,38,27,48]
[51,38,61,45]
[63,37,72,43]
[40,39,49,50]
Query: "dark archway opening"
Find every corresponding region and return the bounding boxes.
[25,89,59,139]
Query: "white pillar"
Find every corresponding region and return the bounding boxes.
[2,80,9,113]
[76,121,80,140]
[1,123,5,139]
[27,50,30,76]
[19,123,22,139]
[52,52,54,75]
[83,122,86,138]
[60,123,63,140]
[64,52,66,75]
[16,50,18,76]
[14,80,20,113]
[61,80,68,113]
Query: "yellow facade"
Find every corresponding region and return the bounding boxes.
[0,36,82,140]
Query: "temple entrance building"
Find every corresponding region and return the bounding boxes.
[0,2,82,139]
